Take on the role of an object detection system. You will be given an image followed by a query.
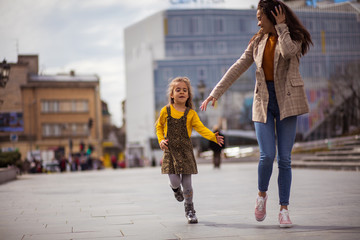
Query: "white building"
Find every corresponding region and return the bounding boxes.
[125,2,360,164]
[124,12,166,166]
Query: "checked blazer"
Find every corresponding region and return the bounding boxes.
[210,23,309,123]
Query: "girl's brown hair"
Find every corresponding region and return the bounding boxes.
[167,76,194,109]
[251,0,313,56]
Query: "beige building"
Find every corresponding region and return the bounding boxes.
[0,55,103,162]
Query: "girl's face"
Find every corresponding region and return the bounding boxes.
[257,9,274,34]
[171,81,189,105]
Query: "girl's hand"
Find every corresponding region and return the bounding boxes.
[159,139,169,151]
[215,132,224,147]
[271,5,286,24]
[200,96,217,111]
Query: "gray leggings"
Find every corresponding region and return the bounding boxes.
[168,174,193,203]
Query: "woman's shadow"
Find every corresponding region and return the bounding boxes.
[200,221,360,232]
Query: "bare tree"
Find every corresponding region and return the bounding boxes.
[328,60,360,135]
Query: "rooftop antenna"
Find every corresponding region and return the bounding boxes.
[16,39,19,55]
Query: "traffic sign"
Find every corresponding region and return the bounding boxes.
[10,134,18,142]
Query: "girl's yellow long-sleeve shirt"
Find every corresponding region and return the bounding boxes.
[156,104,218,145]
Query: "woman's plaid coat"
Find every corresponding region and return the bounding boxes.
[210,23,309,123]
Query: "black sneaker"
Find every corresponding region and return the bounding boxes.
[171,185,184,202]
[185,202,198,224]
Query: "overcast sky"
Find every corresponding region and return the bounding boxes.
[0,0,260,127]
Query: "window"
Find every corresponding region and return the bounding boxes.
[329,38,340,50]
[190,17,202,35]
[217,41,227,54]
[250,20,259,33]
[173,17,182,35]
[325,20,339,31]
[60,101,71,112]
[72,100,77,112]
[221,66,229,76]
[173,43,183,55]
[313,63,322,77]
[197,66,207,80]
[239,19,246,32]
[72,123,77,134]
[304,19,314,31]
[81,100,89,112]
[42,101,49,112]
[215,17,225,34]
[53,125,61,136]
[81,124,88,135]
[239,19,258,33]
[42,123,88,137]
[41,100,89,113]
[162,68,173,82]
[43,124,51,137]
[53,101,59,112]
[194,42,204,55]
[336,63,346,75]
[41,100,59,113]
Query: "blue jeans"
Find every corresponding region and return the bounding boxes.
[254,81,297,206]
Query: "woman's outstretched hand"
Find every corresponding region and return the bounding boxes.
[215,132,224,147]
[200,96,217,111]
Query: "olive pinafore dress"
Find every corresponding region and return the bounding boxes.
[161,106,198,175]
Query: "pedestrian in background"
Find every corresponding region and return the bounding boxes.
[156,76,224,224]
[111,154,118,169]
[200,0,312,228]
[209,126,225,168]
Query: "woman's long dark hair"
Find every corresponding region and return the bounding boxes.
[251,0,313,56]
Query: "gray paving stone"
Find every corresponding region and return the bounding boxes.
[0,163,359,240]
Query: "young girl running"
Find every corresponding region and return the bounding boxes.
[156,76,224,224]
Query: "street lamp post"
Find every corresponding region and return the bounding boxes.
[0,59,11,88]
[197,80,206,101]
[195,80,207,156]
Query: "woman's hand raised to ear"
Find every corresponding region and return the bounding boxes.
[272,5,286,24]
[200,96,217,111]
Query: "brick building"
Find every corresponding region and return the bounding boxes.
[0,55,103,164]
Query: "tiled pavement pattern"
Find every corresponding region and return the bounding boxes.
[1,163,360,240]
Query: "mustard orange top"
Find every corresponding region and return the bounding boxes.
[262,34,277,81]
[156,104,217,145]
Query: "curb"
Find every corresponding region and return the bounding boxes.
[0,167,17,184]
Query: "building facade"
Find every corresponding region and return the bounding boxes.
[0,55,103,165]
[125,1,360,162]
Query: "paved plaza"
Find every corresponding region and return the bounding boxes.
[1,162,360,240]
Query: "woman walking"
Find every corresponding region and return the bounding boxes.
[200,0,312,227]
